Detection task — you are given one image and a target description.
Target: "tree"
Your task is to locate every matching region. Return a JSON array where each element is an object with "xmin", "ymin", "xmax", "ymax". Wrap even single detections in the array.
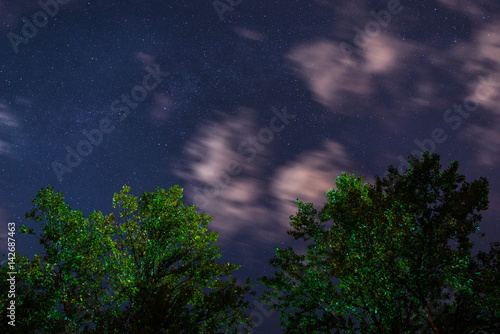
[
  {"xmin": 259, "ymin": 152, "xmax": 498, "ymax": 333},
  {"xmin": 1, "ymin": 185, "xmax": 255, "ymax": 333},
  {"xmin": 437, "ymin": 241, "xmax": 500, "ymax": 333}
]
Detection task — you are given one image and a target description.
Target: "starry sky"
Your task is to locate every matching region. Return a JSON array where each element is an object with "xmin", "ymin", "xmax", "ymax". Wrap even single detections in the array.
[{"xmin": 1, "ymin": 0, "xmax": 500, "ymax": 332}]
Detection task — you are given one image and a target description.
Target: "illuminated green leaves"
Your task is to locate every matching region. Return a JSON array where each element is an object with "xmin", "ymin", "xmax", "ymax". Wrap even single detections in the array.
[
  {"xmin": 260, "ymin": 152, "xmax": 496, "ymax": 333},
  {"xmin": 1, "ymin": 184, "xmax": 255, "ymax": 333}
]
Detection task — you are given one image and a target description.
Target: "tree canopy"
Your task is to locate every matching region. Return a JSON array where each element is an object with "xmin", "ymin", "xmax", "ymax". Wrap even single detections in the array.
[
  {"xmin": 0, "ymin": 185, "xmax": 255, "ymax": 333},
  {"xmin": 1, "ymin": 152, "xmax": 498, "ymax": 333},
  {"xmin": 259, "ymin": 152, "xmax": 498, "ymax": 333}
]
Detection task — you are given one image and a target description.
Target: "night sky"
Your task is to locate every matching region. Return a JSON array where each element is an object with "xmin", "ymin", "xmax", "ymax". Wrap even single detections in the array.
[{"xmin": 1, "ymin": 0, "xmax": 500, "ymax": 332}]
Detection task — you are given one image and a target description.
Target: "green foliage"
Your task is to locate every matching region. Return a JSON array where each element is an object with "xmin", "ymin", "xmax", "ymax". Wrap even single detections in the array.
[
  {"xmin": 1, "ymin": 185, "xmax": 255, "ymax": 333},
  {"xmin": 259, "ymin": 152, "xmax": 497, "ymax": 333}
]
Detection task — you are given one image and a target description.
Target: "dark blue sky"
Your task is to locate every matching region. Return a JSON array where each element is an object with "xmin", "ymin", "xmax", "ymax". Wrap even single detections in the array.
[{"xmin": 1, "ymin": 0, "xmax": 499, "ymax": 332}]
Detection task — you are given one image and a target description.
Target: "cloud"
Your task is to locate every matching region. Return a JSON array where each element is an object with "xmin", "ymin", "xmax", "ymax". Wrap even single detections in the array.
[
  {"xmin": 234, "ymin": 27, "xmax": 266, "ymax": 41},
  {"xmin": 173, "ymin": 108, "xmax": 274, "ymax": 241},
  {"xmin": 271, "ymin": 140, "xmax": 365, "ymax": 222},
  {"xmin": 175, "ymin": 107, "xmax": 263, "ymax": 183},
  {"xmin": 464, "ymin": 126, "xmax": 500, "ymax": 166},
  {"xmin": 286, "ymin": 39, "xmax": 371, "ymax": 109},
  {"xmin": 0, "ymin": 109, "xmax": 19, "ymax": 128},
  {"xmin": 285, "ymin": 36, "xmax": 425, "ymax": 130},
  {"xmin": 362, "ymin": 35, "xmax": 403, "ymax": 74},
  {"xmin": 457, "ymin": 22, "xmax": 500, "ymax": 111},
  {"xmin": 0, "ymin": 105, "xmax": 21, "ymax": 158},
  {"xmin": 437, "ymin": 0, "xmax": 490, "ymax": 18},
  {"xmin": 450, "ymin": 20, "xmax": 500, "ymax": 166},
  {"xmin": 174, "ymin": 113, "xmax": 366, "ymax": 244}
]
